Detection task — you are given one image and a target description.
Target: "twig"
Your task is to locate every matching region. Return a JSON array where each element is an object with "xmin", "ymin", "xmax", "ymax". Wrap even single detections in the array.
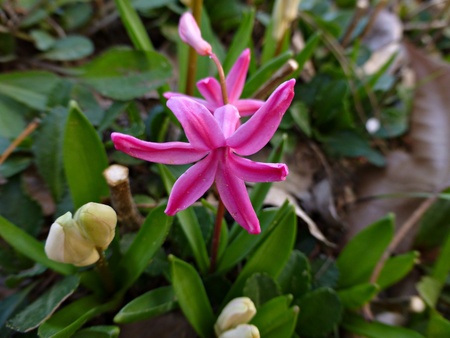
[
  {"xmin": 360, "ymin": 0, "xmax": 388, "ymax": 40},
  {"xmin": 0, "ymin": 118, "xmax": 40, "ymax": 166},
  {"xmin": 253, "ymin": 59, "xmax": 298, "ymax": 100},
  {"xmin": 103, "ymin": 164, "xmax": 144, "ymax": 230},
  {"xmin": 341, "ymin": 0, "xmax": 369, "ymax": 47},
  {"xmin": 403, "ymin": 20, "xmax": 448, "ymax": 31}
]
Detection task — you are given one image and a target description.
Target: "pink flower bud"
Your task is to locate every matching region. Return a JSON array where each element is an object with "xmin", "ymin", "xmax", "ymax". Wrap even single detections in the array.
[{"xmin": 179, "ymin": 12, "xmax": 212, "ymax": 56}]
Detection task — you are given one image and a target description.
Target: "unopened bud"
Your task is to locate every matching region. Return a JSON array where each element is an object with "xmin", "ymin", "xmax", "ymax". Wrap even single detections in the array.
[
  {"xmin": 218, "ymin": 324, "xmax": 260, "ymax": 338},
  {"xmin": 74, "ymin": 202, "xmax": 117, "ymax": 250},
  {"xmin": 215, "ymin": 297, "xmax": 257, "ymax": 336},
  {"xmin": 272, "ymin": 0, "xmax": 301, "ymax": 41},
  {"xmin": 45, "ymin": 212, "xmax": 100, "ymax": 266},
  {"xmin": 179, "ymin": 12, "xmax": 212, "ymax": 56}
]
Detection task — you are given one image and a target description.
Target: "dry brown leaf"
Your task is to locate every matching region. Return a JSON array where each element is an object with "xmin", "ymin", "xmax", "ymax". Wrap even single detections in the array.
[{"xmin": 343, "ymin": 44, "xmax": 450, "ymax": 251}]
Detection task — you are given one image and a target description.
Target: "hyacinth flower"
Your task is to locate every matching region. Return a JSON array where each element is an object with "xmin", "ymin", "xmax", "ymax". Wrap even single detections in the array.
[
  {"xmin": 166, "ymin": 12, "xmax": 264, "ymax": 116},
  {"xmin": 112, "ymin": 79, "xmax": 295, "ymax": 234}
]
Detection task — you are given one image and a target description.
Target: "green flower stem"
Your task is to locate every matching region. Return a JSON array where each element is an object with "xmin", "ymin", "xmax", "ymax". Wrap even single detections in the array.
[
  {"xmin": 210, "ymin": 198, "xmax": 225, "ymax": 273},
  {"xmin": 95, "ymin": 248, "xmax": 115, "ymax": 295},
  {"xmin": 211, "ymin": 53, "xmax": 229, "ymax": 104},
  {"xmin": 185, "ymin": 0, "xmax": 204, "ymax": 95}
]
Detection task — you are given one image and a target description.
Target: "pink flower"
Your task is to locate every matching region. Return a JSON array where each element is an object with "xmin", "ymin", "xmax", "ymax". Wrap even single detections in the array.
[
  {"xmin": 112, "ymin": 80, "xmax": 295, "ymax": 234},
  {"xmin": 179, "ymin": 12, "xmax": 212, "ymax": 56},
  {"xmin": 165, "ymin": 49, "xmax": 265, "ymax": 117}
]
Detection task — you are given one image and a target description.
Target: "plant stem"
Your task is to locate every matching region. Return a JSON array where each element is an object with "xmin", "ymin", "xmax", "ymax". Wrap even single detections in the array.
[
  {"xmin": 210, "ymin": 198, "xmax": 225, "ymax": 273},
  {"xmin": 185, "ymin": 0, "xmax": 204, "ymax": 95},
  {"xmin": 211, "ymin": 53, "xmax": 229, "ymax": 104},
  {"xmin": 95, "ymin": 248, "xmax": 115, "ymax": 295}
]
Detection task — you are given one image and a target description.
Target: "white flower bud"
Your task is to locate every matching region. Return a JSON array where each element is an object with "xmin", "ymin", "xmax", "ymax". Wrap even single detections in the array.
[
  {"xmin": 272, "ymin": 0, "xmax": 301, "ymax": 41},
  {"xmin": 74, "ymin": 202, "xmax": 117, "ymax": 250},
  {"xmin": 215, "ymin": 297, "xmax": 257, "ymax": 336},
  {"xmin": 365, "ymin": 117, "xmax": 381, "ymax": 134},
  {"xmin": 218, "ymin": 324, "xmax": 260, "ymax": 338},
  {"xmin": 45, "ymin": 212, "xmax": 99, "ymax": 267}
]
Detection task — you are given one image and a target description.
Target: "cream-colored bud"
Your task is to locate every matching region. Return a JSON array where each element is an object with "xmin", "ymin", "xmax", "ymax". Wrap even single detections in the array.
[
  {"xmin": 74, "ymin": 202, "xmax": 117, "ymax": 249},
  {"xmin": 45, "ymin": 212, "xmax": 99, "ymax": 266},
  {"xmin": 272, "ymin": 0, "xmax": 301, "ymax": 41},
  {"xmin": 218, "ymin": 324, "xmax": 260, "ymax": 338},
  {"xmin": 215, "ymin": 297, "xmax": 257, "ymax": 336}
]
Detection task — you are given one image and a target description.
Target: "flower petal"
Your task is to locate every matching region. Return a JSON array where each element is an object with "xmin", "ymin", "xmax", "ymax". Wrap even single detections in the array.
[
  {"xmin": 197, "ymin": 77, "xmax": 223, "ymax": 108},
  {"xmin": 165, "ymin": 151, "xmax": 218, "ymax": 215},
  {"xmin": 179, "ymin": 12, "xmax": 212, "ymax": 56},
  {"xmin": 214, "ymin": 104, "xmax": 240, "ymax": 138},
  {"xmin": 112, "ymin": 132, "xmax": 207, "ymax": 165},
  {"xmin": 227, "ymin": 79, "xmax": 295, "ymax": 156},
  {"xmin": 164, "ymin": 91, "xmax": 216, "ymax": 111},
  {"xmin": 167, "ymin": 97, "xmax": 226, "ymax": 150},
  {"xmin": 228, "ymin": 153, "xmax": 288, "ymax": 182},
  {"xmin": 216, "ymin": 153, "xmax": 260, "ymax": 234},
  {"xmin": 226, "ymin": 48, "xmax": 250, "ymax": 103},
  {"xmin": 234, "ymin": 99, "xmax": 265, "ymax": 116}
]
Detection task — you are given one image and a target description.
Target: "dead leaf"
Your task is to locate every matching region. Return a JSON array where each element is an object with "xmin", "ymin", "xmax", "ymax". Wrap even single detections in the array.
[{"xmin": 343, "ymin": 43, "xmax": 450, "ymax": 251}]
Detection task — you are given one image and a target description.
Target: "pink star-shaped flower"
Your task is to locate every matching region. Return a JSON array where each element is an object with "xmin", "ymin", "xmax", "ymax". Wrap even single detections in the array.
[
  {"xmin": 112, "ymin": 80, "xmax": 295, "ymax": 234},
  {"xmin": 165, "ymin": 49, "xmax": 264, "ymax": 117}
]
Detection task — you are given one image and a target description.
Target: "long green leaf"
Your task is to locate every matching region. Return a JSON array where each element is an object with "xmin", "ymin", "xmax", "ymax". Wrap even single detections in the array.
[
  {"xmin": 158, "ymin": 164, "xmax": 209, "ymax": 273},
  {"xmin": 337, "ymin": 283, "xmax": 379, "ymax": 309},
  {"xmin": 0, "ymin": 216, "xmax": 75, "ymax": 275},
  {"xmin": 377, "ymin": 251, "xmax": 419, "ymax": 290},
  {"xmin": 63, "ymin": 101, "xmax": 109, "ymax": 209},
  {"xmin": 170, "ymin": 256, "xmax": 215, "ymax": 338},
  {"xmin": 292, "ymin": 33, "xmax": 321, "ymax": 78},
  {"xmin": 113, "ymin": 0, "xmax": 153, "ymax": 51},
  {"xmin": 117, "ymin": 205, "xmax": 172, "ymax": 291}
]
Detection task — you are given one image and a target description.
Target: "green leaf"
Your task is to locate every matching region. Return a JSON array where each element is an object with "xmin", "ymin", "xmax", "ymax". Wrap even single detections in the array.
[
  {"xmin": 417, "ymin": 276, "xmax": 441, "ymax": 308},
  {"xmin": 0, "ymin": 95, "xmax": 26, "ymax": 138},
  {"xmin": 224, "ymin": 206, "xmax": 297, "ymax": 303},
  {"xmin": 428, "ymin": 311, "xmax": 450, "ymax": 337},
  {"xmin": 114, "ymin": 286, "xmax": 176, "ymax": 324},
  {"xmin": 38, "ymin": 294, "xmax": 122, "ymax": 338},
  {"xmin": 295, "ymin": 288, "xmax": 342, "ymax": 337},
  {"xmin": 293, "ymin": 33, "xmax": 321, "ymax": 77},
  {"xmin": 377, "ymin": 251, "xmax": 419, "ymax": 290},
  {"xmin": 338, "ymin": 283, "xmax": 379, "ymax": 309},
  {"xmin": 169, "ymin": 256, "xmax": 215, "ymax": 338},
  {"xmin": 342, "ymin": 312, "xmax": 425, "ymax": 338},
  {"xmin": 40, "ymin": 36, "xmax": 94, "ymax": 61},
  {"xmin": 431, "ymin": 230, "xmax": 450, "ymax": 285},
  {"xmin": 0, "ymin": 284, "xmax": 33, "ymax": 329},
  {"xmin": 73, "ymin": 325, "xmax": 120, "ymax": 338},
  {"xmin": 251, "ymin": 296, "xmax": 299, "ymax": 338},
  {"xmin": 33, "ymin": 107, "xmax": 68, "ymax": 202},
  {"xmin": 113, "ymin": 0, "xmax": 154, "ymax": 51},
  {"xmin": 337, "ymin": 214, "xmax": 394, "ymax": 288},
  {"xmin": 0, "ymin": 155, "xmax": 31, "ymax": 178},
  {"xmin": 277, "ymin": 250, "xmax": 311, "ymax": 299},
  {"xmin": 0, "ymin": 71, "xmax": 60, "ymax": 110},
  {"xmin": 78, "ymin": 48, "xmax": 171, "ymax": 100},
  {"xmin": 117, "ymin": 205, "xmax": 172, "ymax": 291},
  {"xmin": 222, "ymin": 8, "xmax": 255, "ymax": 74},
  {"xmin": 290, "ymin": 101, "xmax": 311, "ymax": 137},
  {"xmin": 63, "ymin": 101, "xmax": 109, "ymax": 209},
  {"xmin": 0, "ymin": 216, "xmax": 75, "ymax": 275},
  {"xmin": 242, "ymin": 51, "xmax": 293, "ymax": 98},
  {"xmin": 243, "ymin": 273, "xmax": 282, "ymax": 307},
  {"xmin": 158, "ymin": 164, "xmax": 209, "ymax": 273},
  {"xmin": 7, "ymin": 275, "xmax": 79, "ymax": 332}
]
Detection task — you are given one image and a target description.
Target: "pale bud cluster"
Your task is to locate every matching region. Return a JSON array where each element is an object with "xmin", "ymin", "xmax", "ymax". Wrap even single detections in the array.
[
  {"xmin": 272, "ymin": 0, "xmax": 301, "ymax": 42},
  {"xmin": 45, "ymin": 202, "xmax": 117, "ymax": 267},
  {"xmin": 215, "ymin": 297, "xmax": 259, "ymax": 338}
]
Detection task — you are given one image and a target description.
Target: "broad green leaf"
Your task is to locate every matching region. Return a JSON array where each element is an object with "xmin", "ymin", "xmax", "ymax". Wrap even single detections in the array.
[
  {"xmin": 0, "ymin": 95, "xmax": 26, "ymax": 138},
  {"xmin": 342, "ymin": 312, "xmax": 425, "ymax": 338},
  {"xmin": 218, "ymin": 203, "xmax": 290, "ymax": 274},
  {"xmin": 40, "ymin": 36, "xmax": 94, "ymax": 61},
  {"xmin": 7, "ymin": 275, "xmax": 79, "ymax": 332},
  {"xmin": 63, "ymin": 101, "xmax": 109, "ymax": 209},
  {"xmin": 431, "ymin": 230, "xmax": 450, "ymax": 285},
  {"xmin": 222, "ymin": 8, "xmax": 255, "ymax": 74},
  {"xmin": 277, "ymin": 250, "xmax": 311, "ymax": 299},
  {"xmin": 338, "ymin": 283, "xmax": 379, "ymax": 309},
  {"xmin": 0, "ymin": 284, "xmax": 33, "ymax": 329},
  {"xmin": 170, "ymin": 256, "xmax": 215, "ymax": 338},
  {"xmin": 295, "ymin": 288, "xmax": 342, "ymax": 337},
  {"xmin": 114, "ymin": 0, "xmax": 154, "ymax": 51},
  {"xmin": 158, "ymin": 164, "xmax": 209, "ymax": 273},
  {"xmin": 117, "ymin": 205, "xmax": 172, "ymax": 291},
  {"xmin": 0, "ymin": 71, "xmax": 59, "ymax": 110},
  {"xmin": 377, "ymin": 251, "xmax": 419, "ymax": 289},
  {"xmin": 0, "ymin": 155, "xmax": 31, "ymax": 178},
  {"xmin": 416, "ymin": 199, "xmax": 450, "ymax": 248},
  {"xmin": 114, "ymin": 286, "xmax": 176, "ymax": 324},
  {"xmin": 38, "ymin": 294, "xmax": 122, "ymax": 338},
  {"xmin": 70, "ymin": 84, "xmax": 105, "ymax": 126},
  {"xmin": 417, "ymin": 276, "xmax": 441, "ymax": 308},
  {"xmin": 78, "ymin": 48, "xmax": 171, "ymax": 101},
  {"xmin": 33, "ymin": 107, "xmax": 68, "ymax": 202},
  {"xmin": 242, "ymin": 51, "xmax": 293, "ymax": 98},
  {"xmin": 61, "ymin": 3, "xmax": 93, "ymax": 31},
  {"xmin": 0, "ymin": 216, "xmax": 75, "ymax": 275},
  {"xmin": 73, "ymin": 325, "xmax": 120, "ymax": 338},
  {"xmin": 428, "ymin": 311, "xmax": 450, "ymax": 337},
  {"xmin": 290, "ymin": 101, "xmax": 311, "ymax": 137},
  {"xmin": 243, "ymin": 273, "xmax": 282, "ymax": 307},
  {"xmin": 251, "ymin": 296, "xmax": 298, "ymax": 338},
  {"xmin": 224, "ymin": 206, "xmax": 297, "ymax": 302},
  {"xmin": 337, "ymin": 214, "xmax": 394, "ymax": 288}
]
